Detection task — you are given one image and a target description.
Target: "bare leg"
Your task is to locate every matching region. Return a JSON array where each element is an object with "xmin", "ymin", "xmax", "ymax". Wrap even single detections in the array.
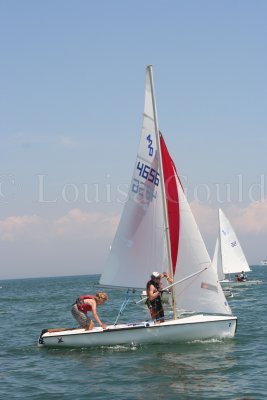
[
  {"xmin": 85, "ymin": 320, "xmax": 95, "ymax": 330},
  {"xmin": 88, "ymin": 320, "xmax": 95, "ymax": 330}
]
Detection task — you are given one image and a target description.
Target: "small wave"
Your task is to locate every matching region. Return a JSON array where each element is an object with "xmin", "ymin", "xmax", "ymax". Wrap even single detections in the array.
[
  {"xmin": 189, "ymin": 338, "xmax": 224, "ymax": 344},
  {"xmin": 100, "ymin": 343, "xmax": 140, "ymax": 352}
]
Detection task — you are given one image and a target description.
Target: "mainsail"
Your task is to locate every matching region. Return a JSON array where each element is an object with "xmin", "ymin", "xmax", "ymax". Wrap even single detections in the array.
[
  {"xmin": 216, "ymin": 208, "xmax": 251, "ymax": 275},
  {"xmin": 100, "ymin": 68, "xmax": 166, "ymax": 289}
]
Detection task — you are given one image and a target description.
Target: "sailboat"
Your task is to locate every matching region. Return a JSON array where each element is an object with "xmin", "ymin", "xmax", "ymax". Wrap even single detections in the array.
[
  {"xmin": 38, "ymin": 66, "xmax": 237, "ymax": 348},
  {"xmin": 212, "ymin": 209, "xmax": 261, "ymax": 287}
]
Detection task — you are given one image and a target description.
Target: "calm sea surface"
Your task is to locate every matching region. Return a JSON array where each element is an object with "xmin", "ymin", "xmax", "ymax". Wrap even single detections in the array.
[{"xmin": 0, "ymin": 267, "xmax": 266, "ymax": 399}]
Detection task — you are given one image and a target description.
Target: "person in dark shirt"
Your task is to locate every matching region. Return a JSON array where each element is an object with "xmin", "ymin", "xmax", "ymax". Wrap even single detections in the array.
[
  {"xmin": 238, "ymin": 271, "xmax": 248, "ymax": 282},
  {"xmin": 146, "ymin": 271, "xmax": 173, "ymax": 323}
]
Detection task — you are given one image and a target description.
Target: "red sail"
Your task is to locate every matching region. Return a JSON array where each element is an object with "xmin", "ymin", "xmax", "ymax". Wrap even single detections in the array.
[{"xmin": 160, "ymin": 134, "xmax": 179, "ymax": 275}]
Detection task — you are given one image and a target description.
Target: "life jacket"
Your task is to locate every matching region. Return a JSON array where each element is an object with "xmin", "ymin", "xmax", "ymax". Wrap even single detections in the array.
[
  {"xmin": 146, "ymin": 279, "xmax": 162, "ymax": 308},
  {"xmin": 76, "ymin": 295, "xmax": 95, "ymax": 313}
]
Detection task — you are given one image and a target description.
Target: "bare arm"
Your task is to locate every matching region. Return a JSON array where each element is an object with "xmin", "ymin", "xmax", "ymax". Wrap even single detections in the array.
[
  {"xmin": 90, "ymin": 300, "xmax": 107, "ymax": 329},
  {"xmin": 162, "ymin": 273, "xmax": 173, "ymax": 284},
  {"xmin": 147, "ymin": 284, "xmax": 161, "ymax": 301}
]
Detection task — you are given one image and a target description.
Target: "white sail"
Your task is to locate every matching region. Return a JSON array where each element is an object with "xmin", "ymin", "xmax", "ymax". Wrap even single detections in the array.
[
  {"xmin": 100, "ymin": 68, "xmax": 166, "ymax": 289},
  {"xmin": 212, "ymin": 238, "xmax": 225, "ymax": 281},
  {"xmin": 172, "ymin": 177, "xmax": 232, "ymax": 315},
  {"xmin": 218, "ymin": 208, "xmax": 251, "ymax": 275}
]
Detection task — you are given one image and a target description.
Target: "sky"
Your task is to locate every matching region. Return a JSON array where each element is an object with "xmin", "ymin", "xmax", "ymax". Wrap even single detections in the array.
[{"xmin": 0, "ymin": 0, "xmax": 266, "ymax": 279}]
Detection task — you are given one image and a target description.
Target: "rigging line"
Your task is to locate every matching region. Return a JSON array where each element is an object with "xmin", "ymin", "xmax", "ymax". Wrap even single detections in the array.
[
  {"xmin": 113, "ymin": 289, "xmax": 131, "ymax": 326},
  {"xmin": 134, "ymin": 266, "xmax": 208, "ymax": 304}
]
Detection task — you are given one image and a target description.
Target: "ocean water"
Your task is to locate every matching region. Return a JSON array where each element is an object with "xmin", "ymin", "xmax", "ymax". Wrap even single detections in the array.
[{"xmin": 0, "ymin": 267, "xmax": 266, "ymax": 400}]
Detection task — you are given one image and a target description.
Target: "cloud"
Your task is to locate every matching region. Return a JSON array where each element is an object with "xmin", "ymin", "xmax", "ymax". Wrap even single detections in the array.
[
  {"xmin": 1, "ymin": 199, "xmax": 266, "ymax": 244},
  {"xmin": 226, "ymin": 200, "xmax": 267, "ymax": 234},
  {"xmin": 190, "ymin": 201, "xmax": 217, "ymax": 235},
  {"xmin": 54, "ymin": 209, "xmax": 119, "ymax": 238},
  {"xmin": 0, "ymin": 209, "xmax": 119, "ymax": 242},
  {"xmin": 1, "ymin": 203, "xmax": 266, "ymax": 278},
  {"xmin": 0, "ymin": 215, "xmax": 41, "ymax": 241},
  {"xmin": 190, "ymin": 198, "xmax": 267, "ymax": 236},
  {"xmin": 1, "ymin": 198, "xmax": 266, "ymax": 244},
  {"xmin": 0, "ymin": 209, "xmax": 120, "ymax": 278}
]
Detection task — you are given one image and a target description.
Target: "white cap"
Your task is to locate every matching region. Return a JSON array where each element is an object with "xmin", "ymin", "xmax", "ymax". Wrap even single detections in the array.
[{"xmin": 152, "ymin": 271, "xmax": 161, "ymax": 278}]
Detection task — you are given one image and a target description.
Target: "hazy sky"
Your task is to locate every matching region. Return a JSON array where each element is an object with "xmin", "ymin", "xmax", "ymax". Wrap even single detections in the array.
[{"xmin": 0, "ymin": 1, "xmax": 266, "ymax": 279}]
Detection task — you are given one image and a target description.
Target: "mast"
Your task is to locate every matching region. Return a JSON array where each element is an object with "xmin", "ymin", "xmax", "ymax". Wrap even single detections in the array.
[{"xmin": 147, "ymin": 65, "xmax": 177, "ymax": 319}]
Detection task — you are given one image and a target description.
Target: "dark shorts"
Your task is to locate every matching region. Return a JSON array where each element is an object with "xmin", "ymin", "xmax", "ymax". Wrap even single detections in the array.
[{"xmin": 71, "ymin": 304, "xmax": 91, "ymax": 328}]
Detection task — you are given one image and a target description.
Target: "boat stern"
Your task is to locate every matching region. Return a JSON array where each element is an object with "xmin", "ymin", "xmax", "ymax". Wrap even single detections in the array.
[{"xmin": 38, "ymin": 329, "xmax": 48, "ymax": 347}]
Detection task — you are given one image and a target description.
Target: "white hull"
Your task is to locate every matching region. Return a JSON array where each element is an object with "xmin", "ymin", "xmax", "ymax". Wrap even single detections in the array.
[
  {"xmin": 223, "ymin": 288, "xmax": 233, "ymax": 298},
  {"xmin": 38, "ymin": 314, "xmax": 237, "ymax": 348},
  {"xmin": 220, "ymin": 279, "xmax": 262, "ymax": 287}
]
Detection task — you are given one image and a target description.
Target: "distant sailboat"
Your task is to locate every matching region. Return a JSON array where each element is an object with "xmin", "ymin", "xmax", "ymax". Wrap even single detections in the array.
[
  {"xmin": 38, "ymin": 66, "xmax": 237, "ymax": 348},
  {"xmin": 212, "ymin": 209, "xmax": 261, "ymax": 287}
]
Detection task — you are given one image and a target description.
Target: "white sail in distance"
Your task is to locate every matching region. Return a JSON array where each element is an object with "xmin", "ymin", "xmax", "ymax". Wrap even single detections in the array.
[
  {"xmin": 218, "ymin": 208, "xmax": 251, "ymax": 275},
  {"xmin": 211, "ymin": 238, "xmax": 225, "ymax": 281}
]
